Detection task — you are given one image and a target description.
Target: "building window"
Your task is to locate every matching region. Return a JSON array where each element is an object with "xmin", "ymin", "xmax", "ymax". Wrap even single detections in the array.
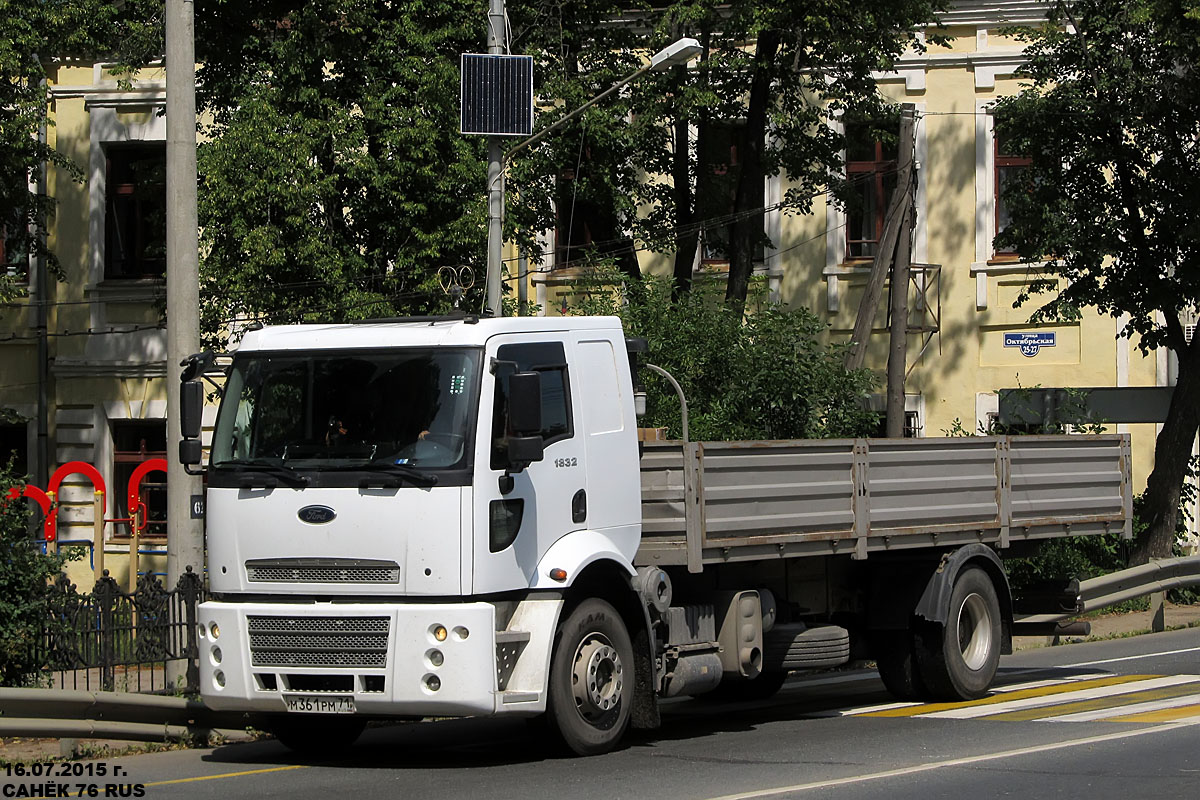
[
  {"xmin": 105, "ymin": 144, "xmax": 166, "ymax": 280},
  {"xmin": 554, "ymin": 168, "xmax": 594, "ymax": 269},
  {"xmin": 872, "ymin": 410, "xmax": 923, "ymax": 438},
  {"xmin": 0, "ymin": 421, "xmax": 28, "ymax": 478},
  {"xmin": 112, "ymin": 420, "xmax": 167, "ymax": 539},
  {"xmin": 1, "ymin": 215, "xmax": 29, "ymax": 283},
  {"xmin": 698, "ymin": 121, "xmax": 764, "ymax": 264},
  {"xmin": 845, "ymin": 121, "xmax": 899, "ymax": 260},
  {"xmin": 994, "ymin": 131, "xmax": 1031, "ymax": 257}
]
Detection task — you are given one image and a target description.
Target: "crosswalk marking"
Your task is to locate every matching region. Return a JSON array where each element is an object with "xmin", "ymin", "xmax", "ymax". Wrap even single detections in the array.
[
  {"xmin": 860, "ymin": 674, "xmax": 1152, "ymax": 718},
  {"xmin": 816, "ymin": 676, "xmax": 1085, "ymax": 718},
  {"xmin": 1099, "ymin": 703, "xmax": 1200, "ymax": 723},
  {"xmin": 850, "ymin": 674, "xmax": 1200, "ymax": 725},
  {"xmin": 921, "ymin": 675, "xmax": 1200, "ymax": 720},
  {"xmin": 983, "ymin": 682, "xmax": 1200, "ymax": 721},
  {"xmin": 1046, "ymin": 694, "xmax": 1200, "ymax": 723}
]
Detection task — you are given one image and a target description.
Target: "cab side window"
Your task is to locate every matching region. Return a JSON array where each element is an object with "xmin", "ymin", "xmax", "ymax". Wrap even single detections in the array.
[{"xmin": 491, "ymin": 341, "xmax": 572, "ymax": 469}]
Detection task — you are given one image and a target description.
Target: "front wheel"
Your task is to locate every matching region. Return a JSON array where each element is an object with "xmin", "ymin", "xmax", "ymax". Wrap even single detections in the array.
[
  {"xmin": 915, "ymin": 566, "xmax": 1002, "ymax": 700},
  {"xmin": 546, "ymin": 598, "xmax": 634, "ymax": 756}
]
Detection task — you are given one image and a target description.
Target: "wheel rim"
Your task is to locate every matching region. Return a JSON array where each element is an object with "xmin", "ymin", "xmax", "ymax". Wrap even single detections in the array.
[
  {"xmin": 571, "ymin": 631, "xmax": 625, "ymax": 724},
  {"xmin": 957, "ymin": 592, "xmax": 994, "ymax": 671}
]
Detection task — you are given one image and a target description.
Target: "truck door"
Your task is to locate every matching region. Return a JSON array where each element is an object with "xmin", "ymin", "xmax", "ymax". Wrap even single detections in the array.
[{"xmin": 472, "ymin": 337, "xmax": 585, "ymax": 593}]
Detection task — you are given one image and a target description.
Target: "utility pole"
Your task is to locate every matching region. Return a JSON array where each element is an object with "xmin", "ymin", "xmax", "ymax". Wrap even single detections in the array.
[
  {"xmin": 484, "ymin": 0, "xmax": 507, "ymax": 317},
  {"xmin": 843, "ymin": 105, "xmax": 917, "ymax": 437},
  {"xmin": 885, "ymin": 105, "xmax": 917, "ymax": 437},
  {"xmin": 35, "ymin": 66, "xmax": 50, "ymax": 489},
  {"xmin": 165, "ymin": 0, "xmax": 203, "ymax": 584}
]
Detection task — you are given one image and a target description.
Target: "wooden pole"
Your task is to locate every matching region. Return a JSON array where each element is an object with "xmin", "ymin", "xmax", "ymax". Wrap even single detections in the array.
[
  {"xmin": 885, "ymin": 105, "xmax": 918, "ymax": 437},
  {"xmin": 845, "ymin": 104, "xmax": 917, "ymax": 375},
  {"xmin": 93, "ymin": 491, "xmax": 105, "ymax": 582},
  {"xmin": 129, "ymin": 507, "xmax": 141, "ymax": 593}
]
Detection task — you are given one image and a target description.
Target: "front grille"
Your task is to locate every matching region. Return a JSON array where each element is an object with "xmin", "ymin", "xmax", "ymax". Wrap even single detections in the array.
[
  {"xmin": 246, "ymin": 558, "xmax": 400, "ymax": 584},
  {"xmin": 247, "ymin": 615, "xmax": 390, "ymax": 669}
]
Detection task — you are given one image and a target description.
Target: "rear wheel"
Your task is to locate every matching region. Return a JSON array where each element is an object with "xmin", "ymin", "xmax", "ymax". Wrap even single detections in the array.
[
  {"xmin": 915, "ymin": 566, "xmax": 1002, "ymax": 700},
  {"xmin": 546, "ymin": 598, "xmax": 633, "ymax": 756},
  {"xmin": 874, "ymin": 630, "xmax": 928, "ymax": 700}
]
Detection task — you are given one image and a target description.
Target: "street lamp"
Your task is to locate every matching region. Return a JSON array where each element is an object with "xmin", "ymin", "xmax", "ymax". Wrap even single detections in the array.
[{"xmin": 484, "ymin": 37, "xmax": 702, "ymax": 316}]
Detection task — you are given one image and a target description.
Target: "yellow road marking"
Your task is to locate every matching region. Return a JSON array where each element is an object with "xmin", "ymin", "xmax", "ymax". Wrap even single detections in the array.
[
  {"xmin": 143, "ymin": 764, "xmax": 309, "ymax": 786},
  {"xmin": 862, "ymin": 674, "xmax": 1153, "ymax": 717},
  {"xmin": 1099, "ymin": 703, "xmax": 1200, "ymax": 723},
  {"xmin": 980, "ymin": 683, "xmax": 1200, "ymax": 721},
  {"xmin": 25, "ymin": 766, "xmax": 309, "ymax": 800}
]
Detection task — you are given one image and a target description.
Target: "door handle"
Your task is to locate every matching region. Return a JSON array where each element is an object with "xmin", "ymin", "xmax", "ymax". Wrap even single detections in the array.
[{"xmin": 571, "ymin": 489, "xmax": 587, "ymax": 524}]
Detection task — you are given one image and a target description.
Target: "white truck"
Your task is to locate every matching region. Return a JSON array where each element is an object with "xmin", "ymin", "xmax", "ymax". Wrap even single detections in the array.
[{"xmin": 178, "ymin": 315, "xmax": 1132, "ymax": 755}]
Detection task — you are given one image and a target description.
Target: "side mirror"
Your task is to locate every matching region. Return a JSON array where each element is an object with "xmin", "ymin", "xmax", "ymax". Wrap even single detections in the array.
[
  {"xmin": 179, "ymin": 438, "xmax": 203, "ymax": 466},
  {"xmin": 506, "ymin": 434, "xmax": 544, "ymax": 466},
  {"xmin": 508, "ymin": 371, "xmax": 542, "ymax": 435},
  {"xmin": 181, "ymin": 380, "xmax": 203, "ymax": 440},
  {"xmin": 502, "ymin": 371, "xmax": 544, "ymax": 482}
]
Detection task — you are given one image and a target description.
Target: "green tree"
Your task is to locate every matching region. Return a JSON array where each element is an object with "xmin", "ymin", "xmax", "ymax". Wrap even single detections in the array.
[
  {"xmin": 993, "ymin": 0, "xmax": 1200, "ymax": 562},
  {"xmin": 506, "ymin": 1, "xmax": 946, "ymax": 309},
  {"xmin": 0, "ymin": 0, "xmax": 159, "ymax": 313},
  {"xmin": 576, "ymin": 276, "xmax": 878, "ymax": 440},
  {"xmin": 0, "ymin": 465, "xmax": 68, "ymax": 686},
  {"xmin": 194, "ymin": 1, "xmax": 489, "ymax": 346}
]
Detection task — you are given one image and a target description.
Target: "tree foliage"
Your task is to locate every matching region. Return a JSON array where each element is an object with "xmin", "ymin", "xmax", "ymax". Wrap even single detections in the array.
[
  {"xmin": 506, "ymin": 1, "xmax": 946, "ymax": 308},
  {"xmin": 0, "ymin": 466, "xmax": 68, "ymax": 686},
  {"xmin": 194, "ymin": 1, "xmax": 489, "ymax": 346},
  {"xmin": 0, "ymin": 1, "xmax": 159, "ymax": 313},
  {"xmin": 575, "ymin": 276, "xmax": 879, "ymax": 440},
  {"xmin": 993, "ymin": 0, "xmax": 1200, "ymax": 561}
]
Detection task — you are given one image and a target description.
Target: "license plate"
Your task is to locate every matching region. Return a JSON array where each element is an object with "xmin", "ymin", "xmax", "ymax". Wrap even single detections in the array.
[{"xmin": 283, "ymin": 695, "xmax": 356, "ymax": 714}]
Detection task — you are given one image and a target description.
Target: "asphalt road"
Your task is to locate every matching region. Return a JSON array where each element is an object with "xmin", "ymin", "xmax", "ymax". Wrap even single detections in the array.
[{"xmin": 6, "ymin": 627, "xmax": 1199, "ymax": 800}]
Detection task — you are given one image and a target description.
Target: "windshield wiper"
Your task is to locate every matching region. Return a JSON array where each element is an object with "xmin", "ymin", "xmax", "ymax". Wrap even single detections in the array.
[
  {"xmin": 324, "ymin": 461, "xmax": 439, "ymax": 487},
  {"xmin": 216, "ymin": 459, "xmax": 310, "ymax": 488}
]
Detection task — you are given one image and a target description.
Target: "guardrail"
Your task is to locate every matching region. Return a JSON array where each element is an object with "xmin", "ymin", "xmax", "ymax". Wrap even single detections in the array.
[
  {"xmin": 1016, "ymin": 555, "xmax": 1200, "ymax": 625},
  {"xmin": 0, "ymin": 687, "xmax": 246, "ymax": 743}
]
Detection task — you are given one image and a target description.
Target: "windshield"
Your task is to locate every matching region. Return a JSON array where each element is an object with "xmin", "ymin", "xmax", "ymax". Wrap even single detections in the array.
[{"xmin": 211, "ymin": 348, "xmax": 480, "ymax": 472}]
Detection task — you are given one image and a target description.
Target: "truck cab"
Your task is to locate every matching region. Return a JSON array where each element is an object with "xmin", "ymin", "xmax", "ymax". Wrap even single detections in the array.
[{"xmin": 191, "ymin": 317, "xmax": 642, "ymax": 752}]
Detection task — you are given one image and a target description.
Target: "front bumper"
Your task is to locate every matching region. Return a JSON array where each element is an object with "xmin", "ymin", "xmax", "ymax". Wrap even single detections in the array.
[{"xmin": 198, "ymin": 600, "xmax": 499, "ymax": 716}]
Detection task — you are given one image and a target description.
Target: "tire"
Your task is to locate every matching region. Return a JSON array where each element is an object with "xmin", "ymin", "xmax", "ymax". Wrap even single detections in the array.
[
  {"xmin": 914, "ymin": 566, "xmax": 1002, "ymax": 700},
  {"xmin": 873, "ymin": 630, "xmax": 928, "ymax": 700},
  {"xmin": 270, "ymin": 715, "xmax": 366, "ymax": 755},
  {"xmin": 546, "ymin": 598, "xmax": 634, "ymax": 756}
]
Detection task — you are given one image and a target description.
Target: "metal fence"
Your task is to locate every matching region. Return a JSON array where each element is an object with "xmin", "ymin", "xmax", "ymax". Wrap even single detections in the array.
[{"xmin": 36, "ymin": 567, "xmax": 206, "ymax": 694}]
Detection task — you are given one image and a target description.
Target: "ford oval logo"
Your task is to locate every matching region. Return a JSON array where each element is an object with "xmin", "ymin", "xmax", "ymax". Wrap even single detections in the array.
[{"xmin": 298, "ymin": 505, "xmax": 336, "ymax": 524}]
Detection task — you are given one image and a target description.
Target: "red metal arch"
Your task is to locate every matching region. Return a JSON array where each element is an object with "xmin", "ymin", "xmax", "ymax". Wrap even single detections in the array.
[
  {"xmin": 3, "ymin": 485, "xmax": 54, "ymax": 540},
  {"xmin": 45, "ymin": 461, "xmax": 108, "ymax": 542},
  {"xmin": 128, "ymin": 458, "xmax": 168, "ymax": 535}
]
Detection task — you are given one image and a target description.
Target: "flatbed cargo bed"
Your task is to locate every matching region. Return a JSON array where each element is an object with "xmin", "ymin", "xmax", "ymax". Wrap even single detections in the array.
[{"xmin": 635, "ymin": 435, "xmax": 1132, "ymax": 572}]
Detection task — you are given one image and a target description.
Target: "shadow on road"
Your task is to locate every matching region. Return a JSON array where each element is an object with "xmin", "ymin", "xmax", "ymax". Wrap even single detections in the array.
[{"xmin": 200, "ymin": 665, "xmax": 1116, "ymax": 769}]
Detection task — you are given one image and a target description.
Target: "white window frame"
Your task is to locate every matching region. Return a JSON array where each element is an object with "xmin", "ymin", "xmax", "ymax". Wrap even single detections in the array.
[{"xmin": 823, "ymin": 103, "xmax": 927, "ymax": 314}]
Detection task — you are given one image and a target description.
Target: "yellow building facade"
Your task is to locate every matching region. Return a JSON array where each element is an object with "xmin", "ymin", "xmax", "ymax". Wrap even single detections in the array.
[
  {"xmin": 1, "ymin": 2, "xmax": 1191, "ymax": 591},
  {"xmin": 2, "ymin": 61, "xmax": 173, "ymax": 588}
]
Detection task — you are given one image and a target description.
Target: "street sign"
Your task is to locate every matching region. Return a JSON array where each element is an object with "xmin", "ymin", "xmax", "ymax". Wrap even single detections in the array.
[{"xmin": 1004, "ymin": 331, "xmax": 1056, "ymax": 357}]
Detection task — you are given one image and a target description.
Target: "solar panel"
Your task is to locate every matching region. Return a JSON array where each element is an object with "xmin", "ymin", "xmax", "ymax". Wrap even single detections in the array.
[{"xmin": 460, "ymin": 54, "xmax": 534, "ymax": 136}]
